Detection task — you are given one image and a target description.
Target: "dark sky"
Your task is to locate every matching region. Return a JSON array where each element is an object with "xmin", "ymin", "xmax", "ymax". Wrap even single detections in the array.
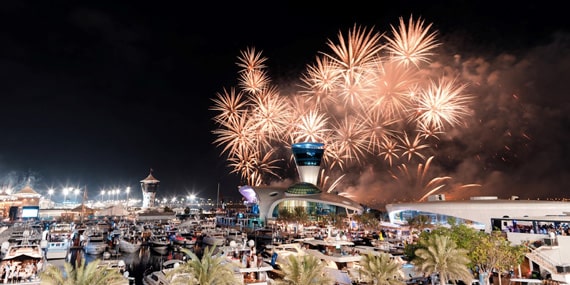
[{"xmin": 0, "ymin": 1, "xmax": 569, "ymax": 206}]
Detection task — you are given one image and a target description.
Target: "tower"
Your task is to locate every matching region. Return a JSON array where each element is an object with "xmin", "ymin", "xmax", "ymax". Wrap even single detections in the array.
[
  {"xmin": 291, "ymin": 142, "xmax": 325, "ymax": 185},
  {"xmin": 140, "ymin": 169, "xmax": 160, "ymax": 208}
]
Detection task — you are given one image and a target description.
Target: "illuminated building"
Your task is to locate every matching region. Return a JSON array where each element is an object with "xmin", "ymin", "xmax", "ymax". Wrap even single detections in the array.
[
  {"xmin": 386, "ymin": 196, "xmax": 570, "ymax": 233},
  {"xmin": 239, "ymin": 142, "xmax": 364, "ymax": 226},
  {"xmin": 0, "ymin": 184, "xmax": 41, "ymax": 219},
  {"xmin": 140, "ymin": 170, "xmax": 160, "ymax": 208}
]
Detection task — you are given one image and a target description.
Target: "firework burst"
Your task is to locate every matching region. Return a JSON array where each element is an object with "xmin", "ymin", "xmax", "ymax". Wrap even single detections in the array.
[{"xmin": 211, "ymin": 16, "xmax": 475, "ymax": 202}]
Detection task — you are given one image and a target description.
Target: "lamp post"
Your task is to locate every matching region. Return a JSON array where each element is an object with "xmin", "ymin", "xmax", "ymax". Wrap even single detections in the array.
[
  {"xmin": 48, "ymin": 189, "xmax": 54, "ymax": 208},
  {"xmin": 107, "ymin": 190, "xmax": 111, "ymax": 203},
  {"xmin": 125, "ymin": 187, "xmax": 130, "ymax": 208},
  {"xmin": 63, "ymin": 188, "xmax": 69, "ymax": 207},
  {"xmin": 74, "ymin": 188, "xmax": 80, "ymax": 204},
  {"xmin": 101, "ymin": 190, "xmax": 105, "ymax": 202}
]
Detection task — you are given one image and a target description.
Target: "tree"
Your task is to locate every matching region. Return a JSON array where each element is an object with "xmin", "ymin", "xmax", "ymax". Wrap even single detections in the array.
[
  {"xmin": 292, "ymin": 206, "xmax": 309, "ymax": 225},
  {"xmin": 413, "ymin": 234, "xmax": 474, "ymax": 285},
  {"xmin": 470, "ymin": 231, "xmax": 528, "ymax": 285},
  {"xmin": 353, "ymin": 212, "xmax": 380, "ymax": 231},
  {"xmin": 276, "ymin": 254, "xmax": 334, "ymax": 285},
  {"xmin": 39, "ymin": 259, "xmax": 126, "ymax": 285},
  {"xmin": 359, "ymin": 252, "xmax": 406, "ymax": 285},
  {"xmin": 407, "ymin": 215, "xmax": 432, "ymax": 232},
  {"xmin": 166, "ymin": 245, "xmax": 238, "ymax": 285}
]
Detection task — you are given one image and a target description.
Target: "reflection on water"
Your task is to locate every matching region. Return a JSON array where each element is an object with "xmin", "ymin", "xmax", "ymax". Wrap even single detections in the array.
[{"xmin": 60, "ymin": 246, "xmax": 190, "ymax": 285}]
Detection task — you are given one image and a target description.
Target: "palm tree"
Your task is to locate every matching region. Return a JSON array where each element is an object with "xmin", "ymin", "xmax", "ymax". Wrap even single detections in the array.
[
  {"xmin": 276, "ymin": 254, "xmax": 334, "ymax": 285},
  {"xmin": 39, "ymin": 258, "xmax": 126, "ymax": 285},
  {"xmin": 359, "ymin": 252, "xmax": 406, "ymax": 285},
  {"xmin": 412, "ymin": 234, "xmax": 474, "ymax": 285},
  {"xmin": 166, "ymin": 245, "xmax": 238, "ymax": 285}
]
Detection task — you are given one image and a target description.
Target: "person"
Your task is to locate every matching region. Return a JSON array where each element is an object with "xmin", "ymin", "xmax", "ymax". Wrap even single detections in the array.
[{"xmin": 4, "ymin": 261, "xmax": 11, "ymax": 284}]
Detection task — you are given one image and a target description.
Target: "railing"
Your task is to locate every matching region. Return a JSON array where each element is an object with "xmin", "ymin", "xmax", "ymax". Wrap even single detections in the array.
[{"xmin": 525, "ymin": 244, "xmax": 560, "ymax": 274}]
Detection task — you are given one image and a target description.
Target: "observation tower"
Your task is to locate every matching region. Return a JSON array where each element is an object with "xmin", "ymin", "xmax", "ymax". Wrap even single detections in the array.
[
  {"xmin": 140, "ymin": 170, "xmax": 160, "ymax": 208},
  {"xmin": 291, "ymin": 142, "xmax": 325, "ymax": 185}
]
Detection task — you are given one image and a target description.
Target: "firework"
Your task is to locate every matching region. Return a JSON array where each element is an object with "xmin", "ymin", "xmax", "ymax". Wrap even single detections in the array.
[
  {"xmin": 384, "ymin": 15, "xmax": 441, "ymax": 68},
  {"xmin": 211, "ymin": 16, "xmax": 475, "ymax": 202}
]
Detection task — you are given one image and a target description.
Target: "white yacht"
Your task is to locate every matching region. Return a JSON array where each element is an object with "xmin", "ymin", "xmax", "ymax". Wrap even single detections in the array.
[
  {"xmin": 83, "ymin": 236, "xmax": 108, "ymax": 255},
  {"xmin": 118, "ymin": 236, "xmax": 142, "ymax": 253},
  {"xmin": 142, "ymin": 259, "xmax": 188, "ymax": 285},
  {"xmin": 1, "ymin": 242, "xmax": 46, "ymax": 284},
  {"xmin": 97, "ymin": 259, "xmax": 135, "ymax": 285},
  {"xmin": 44, "ymin": 223, "xmax": 73, "ymax": 260},
  {"xmin": 262, "ymin": 242, "xmax": 306, "ymax": 269},
  {"xmin": 201, "ymin": 229, "xmax": 227, "ymax": 247},
  {"xmin": 220, "ymin": 241, "xmax": 275, "ymax": 285}
]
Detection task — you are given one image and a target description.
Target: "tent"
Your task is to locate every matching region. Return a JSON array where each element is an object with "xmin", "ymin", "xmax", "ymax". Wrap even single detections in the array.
[{"xmin": 96, "ymin": 204, "xmax": 129, "ymax": 216}]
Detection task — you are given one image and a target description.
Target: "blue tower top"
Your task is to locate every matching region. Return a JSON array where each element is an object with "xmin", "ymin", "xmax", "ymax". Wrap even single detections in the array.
[{"xmin": 291, "ymin": 142, "xmax": 325, "ymax": 166}]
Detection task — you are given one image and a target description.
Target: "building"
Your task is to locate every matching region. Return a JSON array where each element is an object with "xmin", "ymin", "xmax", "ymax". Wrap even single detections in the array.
[
  {"xmin": 140, "ymin": 170, "xmax": 160, "ymax": 208},
  {"xmin": 238, "ymin": 142, "xmax": 364, "ymax": 227},
  {"xmin": 0, "ymin": 184, "xmax": 41, "ymax": 220},
  {"xmin": 386, "ymin": 196, "xmax": 570, "ymax": 283},
  {"xmin": 385, "ymin": 196, "xmax": 570, "ymax": 233}
]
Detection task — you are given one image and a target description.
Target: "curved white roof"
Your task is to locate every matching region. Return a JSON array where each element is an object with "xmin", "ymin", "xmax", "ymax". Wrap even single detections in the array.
[{"xmin": 386, "ymin": 198, "xmax": 570, "ymax": 232}]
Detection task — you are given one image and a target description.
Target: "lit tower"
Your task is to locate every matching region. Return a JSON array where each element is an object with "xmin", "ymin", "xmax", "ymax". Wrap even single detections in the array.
[
  {"xmin": 140, "ymin": 169, "xmax": 160, "ymax": 208},
  {"xmin": 291, "ymin": 142, "xmax": 325, "ymax": 185}
]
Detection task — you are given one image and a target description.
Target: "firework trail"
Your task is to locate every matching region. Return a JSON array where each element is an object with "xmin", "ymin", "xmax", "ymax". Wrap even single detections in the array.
[{"xmin": 210, "ymin": 16, "xmax": 475, "ymax": 201}]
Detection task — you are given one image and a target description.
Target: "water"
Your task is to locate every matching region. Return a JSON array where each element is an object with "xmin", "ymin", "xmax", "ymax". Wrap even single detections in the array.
[{"xmin": 60, "ymin": 245, "xmax": 191, "ymax": 285}]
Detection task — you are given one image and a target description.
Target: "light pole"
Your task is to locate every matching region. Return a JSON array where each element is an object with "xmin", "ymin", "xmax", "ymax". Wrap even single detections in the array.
[
  {"xmin": 107, "ymin": 190, "xmax": 111, "ymax": 203},
  {"xmin": 63, "ymin": 188, "xmax": 69, "ymax": 207},
  {"xmin": 48, "ymin": 189, "xmax": 54, "ymax": 208},
  {"xmin": 74, "ymin": 188, "xmax": 80, "ymax": 204},
  {"xmin": 126, "ymin": 187, "xmax": 130, "ymax": 208},
  {"xmin": 101, "ymin": 190, "xmax": 105, "ymax": 202}
]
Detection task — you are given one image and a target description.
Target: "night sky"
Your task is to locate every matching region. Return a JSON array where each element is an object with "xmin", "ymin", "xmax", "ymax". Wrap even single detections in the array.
[{"xmin": 0, "ymin": 2, "xmax": 569, "ymax": 207}]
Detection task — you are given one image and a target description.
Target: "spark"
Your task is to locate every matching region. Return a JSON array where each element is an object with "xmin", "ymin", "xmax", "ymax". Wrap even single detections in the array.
[
  {"xmin": 397, "ymin": 131, "xmax": 430, "ymax": 161},
  {"xmin": 413, "ymin": 77, "xmax": 471, "ymax": 130},
  {"xmin": 384, "ymin": 15, "xmax": 441, "ymax": 68},
  {"xmin": 291, "ymin": 109, "xmax": 331, "ymax": 144},
  {"xmin": 210, "ymin": 87, "xmax": 247, "ymax": 125}
]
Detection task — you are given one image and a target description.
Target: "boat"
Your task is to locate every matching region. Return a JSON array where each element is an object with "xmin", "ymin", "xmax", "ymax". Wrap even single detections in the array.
[
  {"xmin": 7, "ymin": 223, "xmax": 43, "ymax": 245},
  {"xmin": 299, "ymin": 237, "xmax": 362, "ymax": 283},
  {"xmin": 97, "ymin": 259, "xmax": 135, "ymax": 285},
  {"xmin": 83, "ymin": 236, "xmax": 108, "ymax": 255},
  {"xmin": 169, "ymin": 233, "xmax": 195, "ymax": 247},
  {"xmin": 0, "ymin": 242, "xmax": 46, "ymax": 284},
  {"xmin": 43, "ymin": 223, "xmax": 74, "ymax": 260},
  {"xmin": 201, "ymin": 229, "xmax": 227, "ymax": 247},
  {"xmin": 118, "ymin": 236, "xmax": 142, "ymax": 253},
  {"xmin": 262, "ymin": 242, "xmax": 307, "ymax": 269},
  {"xmin": 142, "ymin": 259, "xmax": 188, "ymax": 285},
  {"xmin": 83, "ymin": 228, "xmax": 108, "ymax": 255},
  {"xmin": 219, "ymin": 241, "xmax": 275, "ymax": 285},
  {"xmin": 148, "ymin": 234, "xmax": 170, "ymax": 249}
]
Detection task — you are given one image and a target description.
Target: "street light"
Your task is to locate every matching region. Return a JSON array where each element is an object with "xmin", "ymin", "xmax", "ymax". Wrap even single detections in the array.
[
  {"xmin": 126, "ymin": 187, "xmax": 131, "ymax": 208},
  {"xmin": 63, "ymin": 188, "xmax": 70, "ymax": 207},
  {"xmin": 74, "ymin": 188, "xmax": 80, "ymax": 204},
  {"xmin": 101, "ymin": 190, "xmax": 105, "ymax": 202},
  {"xmin": 48, "ymin": 188, "xmax": 54, "ymax": 208}
]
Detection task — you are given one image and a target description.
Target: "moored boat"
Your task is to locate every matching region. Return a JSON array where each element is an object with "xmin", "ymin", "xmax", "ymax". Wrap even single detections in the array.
[
  {"xmin": 118, "ymin": 236, "xmax": 142, "ymax": 254},
  {"xmin": 142, "ymin": 259, "xmax": 187, "ymax": 285},
  {"xmin": 1, "ymin": 242, "xmax": 46, "ymax": 284},
  {"xmin": 44, "ymin": 223, "xmax": 73, "ymax": 260}
]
